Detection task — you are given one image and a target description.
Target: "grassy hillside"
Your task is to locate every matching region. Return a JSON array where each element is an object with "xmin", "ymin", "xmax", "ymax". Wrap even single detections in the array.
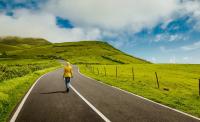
[
  {"xmin": 0, "ymin": 36, "xmax": 200, "ymax": 120},
  {"xmin": 0, "ymin": 36, "xmax": 51, "ymax": 46},
  {"xmin": 0, "ymin": 36, "xmax": 149, "ymax": 122},
  {"xmin": 0, "ymin": 37, "xmax": 150, "ymax": 64},
  {"xmin": 0, "ymin": 44, "xmax": 21, "ymax": 51}
]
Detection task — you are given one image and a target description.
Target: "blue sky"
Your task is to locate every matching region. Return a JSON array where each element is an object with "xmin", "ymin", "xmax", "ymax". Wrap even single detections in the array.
[{"xmin": 0, "ymin": 0, "xmax": 200, "ymax": 63}]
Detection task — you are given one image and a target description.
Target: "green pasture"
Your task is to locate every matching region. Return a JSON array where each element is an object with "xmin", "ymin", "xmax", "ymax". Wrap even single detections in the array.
[
  {"xmin": 79, "ymin": 64, "xmax": 200, "ymax": 117},
  {"xmin": 0, "ymin": 59, "xmax": 60, "ymax": 81},
  {"xmin": 1, "ymin": 37, "xmax": 200, "ymax": 120},
  {"xmin": 0, "ymin": 59, "xmax": 61, "ymax": 122},
  {"xmin": 0, "ymin": 37, "xmax": 149, "ymax": 122}
]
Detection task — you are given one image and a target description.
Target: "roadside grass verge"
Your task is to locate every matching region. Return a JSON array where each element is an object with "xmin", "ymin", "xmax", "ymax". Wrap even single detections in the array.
[
  {"xmin": 79, "ymin": 64, "xmax": 200, "ymax": 118},
  {"xmin": 0, "ymin": 59, "xmax": 60, "ymax": 81},
  {"xmin": 0, "ymin": 64, "xmax": 61, "ymax": 122}
]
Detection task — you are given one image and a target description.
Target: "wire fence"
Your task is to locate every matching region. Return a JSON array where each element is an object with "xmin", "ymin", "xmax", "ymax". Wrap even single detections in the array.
[{"xmin": 84, "ymin": 64, "xmax": 200, "ymax": 96}]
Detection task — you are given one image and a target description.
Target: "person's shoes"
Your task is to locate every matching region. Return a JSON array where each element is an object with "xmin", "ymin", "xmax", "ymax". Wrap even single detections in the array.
[{"xmin": 67, "ymin": 88, "xmax": 69, "ymax": 93}]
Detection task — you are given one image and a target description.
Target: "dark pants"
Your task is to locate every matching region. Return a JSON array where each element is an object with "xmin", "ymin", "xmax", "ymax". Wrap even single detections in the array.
[{"xmin": 64, "ymin": 77, "xmax": 71, "ymax": 88}]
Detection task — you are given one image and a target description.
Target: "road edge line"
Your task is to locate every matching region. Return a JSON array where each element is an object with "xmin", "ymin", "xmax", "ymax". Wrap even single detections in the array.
[
  {"xmin": 70, "ymin": 85, "xmax": 111, "ymax": 122},
  {"xmin": 77, "ymin": 67, "xmax": 200, "ymax": 121},
  {"xmin": 9, "ymin": 72, "xmax": 49, "ymax": 122}
]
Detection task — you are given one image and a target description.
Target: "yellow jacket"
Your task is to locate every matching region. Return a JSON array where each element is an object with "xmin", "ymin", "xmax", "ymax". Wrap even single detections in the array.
[{"xmin": 64, "ymin": 66, "xmax": 73, "ymax": 77}]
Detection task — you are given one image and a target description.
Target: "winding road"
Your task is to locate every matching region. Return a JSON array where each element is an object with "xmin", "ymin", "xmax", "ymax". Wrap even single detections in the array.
[{"xmin": 10, "ymin": 66, "xmax": 200, "ymax": 122}]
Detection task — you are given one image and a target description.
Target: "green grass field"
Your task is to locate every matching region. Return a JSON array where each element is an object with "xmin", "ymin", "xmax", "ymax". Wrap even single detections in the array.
[
  {"xmin": 79, "ymin": 64, "xmax": 200, "ymax": 117},
  {"xmin": 0, "ymin": 59, "xmax": 61, "ymax": 122},
  {"xmin": 1, "ymin": 36, "xmax": 200, "ymax": 120},
  {"xmin": 0, "ymin": 37, "xmax": 149, "ymax": 122},
  {"xmin": 0, "ymin": 59, "xmax": 60, "ymax": 82}
]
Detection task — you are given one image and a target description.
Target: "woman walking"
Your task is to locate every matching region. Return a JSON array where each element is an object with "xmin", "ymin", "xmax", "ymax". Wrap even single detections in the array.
[{"xmin": 63, "ymin": 62, "xmax": 73, "ymax": 93}]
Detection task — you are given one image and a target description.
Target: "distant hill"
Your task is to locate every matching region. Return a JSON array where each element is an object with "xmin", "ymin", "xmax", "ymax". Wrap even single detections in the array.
[
  {"xmin": 0, "ymin": 43, "xmax": 21, "ymax": 51},
  {"xmin": 0, "ymin": 36, "xmax": 51, "ymax": 46},
  {"xmin": 0, "ymin": 37, "xmax": 150, "ymax": 64}
]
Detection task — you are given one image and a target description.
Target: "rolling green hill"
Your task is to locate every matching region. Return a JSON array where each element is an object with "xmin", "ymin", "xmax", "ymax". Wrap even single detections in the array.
[
  {"xmin": 0, "ymin": 36, "xmax": 51, "ymax": 46},
  {"xmin": 0, "ymin": 44, "xmax": 21, "ymax": 51},
  {"xmin": 0, "ymin": 37, "xmax": 150, "ymax": 64},
  {"xmin": 1, "ymin": 36, "xmax": 200, "ymax": 120}
]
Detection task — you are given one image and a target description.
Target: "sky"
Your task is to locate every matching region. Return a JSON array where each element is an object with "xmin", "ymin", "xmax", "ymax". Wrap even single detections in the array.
[{"xmin": 0, "ymin": 0, "xmax": 200, "ymax": 64}]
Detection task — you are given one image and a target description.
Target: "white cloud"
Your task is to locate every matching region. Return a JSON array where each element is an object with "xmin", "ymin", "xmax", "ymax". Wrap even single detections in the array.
[
  {"xmin": 169, "ymin": 34, "xmax": 179, "ymax": 42},
  {"xmin": 169, "ymin": 56, "xmax": 176, "ymax": 63},
  {"xmin": 1, "ymin": 0, "xmax": 200, "ymax": 42},
  {"xmin": 154, "ymin": 34, "xmax": 184, "ymax": 42},
  {"xmin": 181, "ymin": 41, "xmax": 200, "ymax": 51},
  {"xmin": 1, "ymin": 0, "xmax": 200, "ymax": 43},
  {"xmin": 0, "ymin": 9, "xmax": 101, "ymax": 42},
  {"xmin": 151, "ymin": 57, "xmax": 157, "ymax": 63},
  {"xmin": 169, "ymin": 34, "xmax": 187, "ymax": 42},
  {"xmin": 181, "ymin": 0, "xmax": 200, "ymax": 31},
  {"xmin": 159, "ymin": 45, "xmax": 180, "ymax": 53},
  {"xmin": 160, "ymin": 46, "xmax": 166, "ymax": 52},
  {"xmin": 45, "ymin": 0, "xmax": 180, "ymax": 32},
  {"xmin": 109, "ymin": 34, "xmax": 136, "ymax": 49},
  {"xmin": 183, "ymin": 56, "xmax": 189, "ymax": 61},
  {"xmin": 155, "ymin": 35, "xmax": 162, "ymax": 42}
]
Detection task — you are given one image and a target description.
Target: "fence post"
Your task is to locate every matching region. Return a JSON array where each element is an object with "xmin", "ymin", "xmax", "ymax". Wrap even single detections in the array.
[
  {"xmin": 90, "ymin": 65, "xmax": 92, "ymax": 72},
  {"xmin": 132, "ymin": 67, "xmax": 134, "ymax": 80},
  {"xmin": 97, "ymin": 68, "xmax": 99, "ymax": 75},
  {"xmin": 89, "ymin": 65, "xmax": 92, "ymax": 71},
  {"xmin": 104, "ymin": 66, "xmax": 106, "ymax": 76},
  {"xmin": 116, "ymin": 66, "xmax": 118, "ymax": 78},
  {"xmin": 199, "ymin": 79, "xmax": 200, "ymax": 96},
  {"xmin": 90, "ymin": 65, "xmax": 91, "ymax": 72},
  {"xmin": 155, "ymin": 72, "xmax": 159, "ymax": 88}
]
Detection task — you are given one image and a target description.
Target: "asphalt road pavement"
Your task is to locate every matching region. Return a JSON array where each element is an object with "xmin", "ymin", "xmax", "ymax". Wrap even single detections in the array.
[{"xmin": 11, "ymin": 66, "xmax": 200, "ymax": 122}]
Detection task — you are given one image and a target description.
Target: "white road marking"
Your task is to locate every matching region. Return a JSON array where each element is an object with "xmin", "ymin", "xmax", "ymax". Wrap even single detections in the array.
[
  {"xmin": 10, "ymin": 72, "xmax": 50, "ymax": 122},
  {"xmin": 77, "ymin": 67, "xmax": 200, "ymax": 121},
  {"xmin": 10, "ymin": 67, "xmax": 110, "ymax": 122},
  {"xmin": 70, "ymin": 85, "xmax": 111, "ymax": 122}
]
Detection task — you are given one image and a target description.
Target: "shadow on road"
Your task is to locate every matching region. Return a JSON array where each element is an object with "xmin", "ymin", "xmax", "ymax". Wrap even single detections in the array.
[{"xmin": 40, "ymin": 90, "xmax": 66, "ymax": 94}]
